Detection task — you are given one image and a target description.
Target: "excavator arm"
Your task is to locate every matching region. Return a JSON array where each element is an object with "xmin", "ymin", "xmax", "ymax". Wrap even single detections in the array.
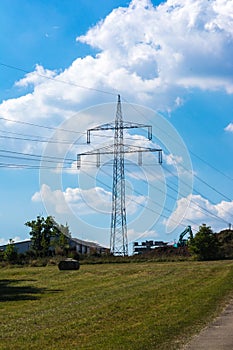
[{"xmin": 175, "ymin": 226, "xmax": 193, "ymax": 247}]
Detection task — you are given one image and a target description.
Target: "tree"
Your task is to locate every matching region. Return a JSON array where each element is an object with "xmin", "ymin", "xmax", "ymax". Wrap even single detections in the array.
[
  {"xmin": 216, "ymin": 229, "xmax": 233, "ymax": 259},
  {"xmin": 57, "ymin": 223, "xmax": 71, "ymax": 238},
  {"xmin": 25, "ymin": 216, "xmax": 66, "ymax": 257},
  {"xmin": 4, "ymin": 239, "xmax": 18, "ymax": 263},
  {"xmin": 53, "ymin": 222, "xmax": 71, "ymax": 255},
  {"xmin": 188, "ymin": 224, "xmax": 220, "ymax": 260}
]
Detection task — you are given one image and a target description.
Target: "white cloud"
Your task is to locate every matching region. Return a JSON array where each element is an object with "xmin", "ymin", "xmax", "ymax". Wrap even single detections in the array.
[
  {"xmin": 224, "ymin": 123, "xmax": 233, "ymax": 133},
  {"xmin": 1, "ymin": 0, "xmax": 233, "ymax": 133},
  {"xmin": 15, "ymin": 64, "xmax": 57, "ymax": 88},
  {"xmin": 78, "ymin": 0, "xmax": 233, "ymax": 97},
  {"xmin": 165, "ymin": 153, "xmax": 183, "ymax": 166},
  {"xmin": 32, "ymin": 184, "xmax": 69, "ymax": 214},
  {"xmin": 32, "ymin": 183, "xmax": 147, "ymax": 216},
  {"xmin": 166, "ymin": 194, "xmax": 233, "ymax": 232}
]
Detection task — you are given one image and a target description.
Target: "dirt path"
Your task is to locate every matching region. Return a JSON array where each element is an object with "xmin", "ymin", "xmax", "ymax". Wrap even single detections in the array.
[{"xmin": 183, "ymin": 299, "xmax": 233, "ymax": 349}]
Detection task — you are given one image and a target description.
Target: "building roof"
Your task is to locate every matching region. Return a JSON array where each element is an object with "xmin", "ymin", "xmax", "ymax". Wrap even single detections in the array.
[{"xmin": 70, "ymin": 237, "xmax": 107, "ymax": 249}]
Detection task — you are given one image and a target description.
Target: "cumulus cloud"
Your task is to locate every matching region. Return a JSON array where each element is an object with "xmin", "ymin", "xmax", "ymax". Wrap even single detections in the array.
[
  {"xmin": 1, "ymin": 0, "xmax": 233, "ymax": 131},
  {"xmin": 32, "ymin": 183, "xmax": 147, "ymax": 216},
  {"xmin": 78, "ymin": 0, "xmax": 233, "ymax": 96},
  {"xmin": 15, "ymin": 64, "xmax": 57, "ymax": 88},
  {"xmin": 224, "ymin": 123, "xmax": 233, "ymax": 133},
  {"xmin": 166, "ymin": 194, "xmax": 233, "ymax": 232},
  {"xmin": 32, "ymin": 184, "xmax": 110, "ymax": 215},
  {"xmin": 1, "ymin": 0, "xmax": 231, "ymax": 237}
]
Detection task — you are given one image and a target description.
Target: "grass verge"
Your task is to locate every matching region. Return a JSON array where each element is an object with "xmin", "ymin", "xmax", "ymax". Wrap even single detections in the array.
[{"xmin": 1, "ymin": 260, "xmax": 233, "ymax": 350}]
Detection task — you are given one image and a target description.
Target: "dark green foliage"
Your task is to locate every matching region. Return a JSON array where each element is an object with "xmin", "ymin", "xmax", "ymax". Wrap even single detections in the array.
[
  {"xmin": 54, "ymin": 223, "xmax": 71, "ymax": 255},
  {"xmin": 25, "ymin": 216, "xmax": 70, "ymax": 257},
  {"xmin": 188, "ymin": 224, "xmax": 220, "ymax": 260},
  {"xmin": 217, "ymin": 229, "xmax": 233, "ymax": 259},
  {"xmin": 25, "ymin": 216, "xmax": 46, "ymax": 256},
  {"xmin": 4, "ymin": 239, "xmax": 18, "ymax": 263}
]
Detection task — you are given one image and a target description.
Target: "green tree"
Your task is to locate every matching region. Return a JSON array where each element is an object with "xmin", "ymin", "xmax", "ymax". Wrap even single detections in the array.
[
  {"xmin": 25, "ymin": 216, "xmax": 71, "ymax": 257},
  {"xmin": 4, "ymin": 239, "xmax": 18, "ymax": 263},
  {"xmin": 57, "ymin": 223, "xmax": 71, "ymax": 238},
  {"xmin": 216, "ymin": 229, "xmax": 233, "ymax": 259},
  {"xmin": 25, "ymin": 216, "xmax": 59, "ymax": 257},
  {"xmin": 188, "ymin": 224, "xmax": 220, "ymax": 260},
  {"xmin": 52, "ymin": 222, "xmax": 71, "ymax": 255}
]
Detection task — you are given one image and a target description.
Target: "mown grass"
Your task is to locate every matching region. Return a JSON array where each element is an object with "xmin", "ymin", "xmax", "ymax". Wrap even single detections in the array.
[{"xmin": 1, "ymin": 260, "xmax": 233, "ymax": 350}]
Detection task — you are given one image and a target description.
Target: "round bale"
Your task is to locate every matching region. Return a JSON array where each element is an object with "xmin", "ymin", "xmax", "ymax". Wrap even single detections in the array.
[{"xmin": 58, "ymin": 258, "xmax": 80, "ymax": 271}]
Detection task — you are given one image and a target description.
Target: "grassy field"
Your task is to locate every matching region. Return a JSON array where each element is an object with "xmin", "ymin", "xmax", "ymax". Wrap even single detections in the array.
[{"xmin": 1, "ymin": 260, "xmax": 233, "ymax": 350}]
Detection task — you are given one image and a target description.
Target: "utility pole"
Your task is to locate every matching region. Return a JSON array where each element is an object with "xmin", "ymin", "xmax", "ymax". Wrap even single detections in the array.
[{"xmin": 77, "ymin": 95, "xmax": 162, "ymax": 256}]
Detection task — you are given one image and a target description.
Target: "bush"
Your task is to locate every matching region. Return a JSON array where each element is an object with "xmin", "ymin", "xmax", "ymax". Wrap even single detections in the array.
[
  {"xmin": 4, "ymin": 240, "xmax": 18, "ymax": 263},
  {"xmin": 189, "ymin": 224, "xmax": 220, "ymax": 260}
]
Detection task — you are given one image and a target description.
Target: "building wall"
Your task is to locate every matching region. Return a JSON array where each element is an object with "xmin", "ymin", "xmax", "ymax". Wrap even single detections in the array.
[
  {"xmin": 0, "ymin": 240, "xmax": 31, "ymax": 254},
  {"xmin": 1, "ymin": 238, "xmax": 108, "ymax": 255}
]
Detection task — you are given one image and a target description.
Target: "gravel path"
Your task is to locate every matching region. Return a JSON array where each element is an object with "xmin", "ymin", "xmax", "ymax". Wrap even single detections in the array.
[{"xmin": 183, "ymin": 299, "xmax": 233, "ymax": 350}]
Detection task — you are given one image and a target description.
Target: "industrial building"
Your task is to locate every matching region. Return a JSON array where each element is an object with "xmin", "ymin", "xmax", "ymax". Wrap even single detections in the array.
[
  {"xmin": 133, "ymin": 240, "xmax": 168, "ymax": 254},
  {"xmin": 0, "ymin": 237, "xmax": 108, "ymax": 255}
]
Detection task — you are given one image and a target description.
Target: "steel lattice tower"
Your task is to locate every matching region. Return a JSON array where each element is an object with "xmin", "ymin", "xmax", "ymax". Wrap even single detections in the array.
[
  {"xmin": 110, "ymin": 95, "xmax": 128, "ymax": 256},
  {"xmin": 77, "ymin": 95, "xmax": 162, "ymax": 256}
]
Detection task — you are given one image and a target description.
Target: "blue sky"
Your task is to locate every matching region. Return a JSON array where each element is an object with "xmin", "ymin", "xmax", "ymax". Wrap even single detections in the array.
[{"xmin": 1, "ymin": 0, "xmax": 233, "ymax": 252}]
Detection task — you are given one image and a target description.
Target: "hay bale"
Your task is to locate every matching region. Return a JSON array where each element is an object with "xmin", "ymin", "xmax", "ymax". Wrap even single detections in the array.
[{"xmin": 58, "ymin": 258, "xmax": 80, "ymax": 271}]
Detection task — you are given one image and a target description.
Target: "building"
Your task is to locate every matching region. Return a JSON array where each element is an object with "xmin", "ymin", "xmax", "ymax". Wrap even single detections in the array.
[
  {"xmin": 133, "ymin": 240, "xmax": 168, "ymax": 254},
  {"xmin": 0, "ymin": 237, "xmax": 109, "ymax": 255},
  {"xmin": 69, "ymin": 237, "xmax": 109, "ymax": 255},
  {"xmin": 0, "ymin": 240, "xmax": 32, "ymax": 254}
]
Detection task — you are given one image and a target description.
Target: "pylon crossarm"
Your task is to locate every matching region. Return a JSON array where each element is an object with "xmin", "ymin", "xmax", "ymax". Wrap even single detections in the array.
[
  {"xmin": 77, "ymin": 95, "xmax": 162, "ymax": 256},
  {"xmin": 78, "ymin": 144, "xmax": 114, "ymax": 156},
  {"xmin": 87, "ymin": 122, "xmax": 152, "ymax": 143},
  {"xmin": 87, "ymin": 123, "xmax": 115, "ymax": 143},
  {"xmin": 79, "ymin": 144, "xmax": 162, "ymax": 156},
  {"xmin": 77, "ymin": 144, "xmax": 162, "ymax": 168},
  {"xmin": 120, "ymin": 123, "xmax": 152, "ymax": 140},
  {"xmin": 123, "ymin": 144, "xmax": 162, "ymax": 153}
]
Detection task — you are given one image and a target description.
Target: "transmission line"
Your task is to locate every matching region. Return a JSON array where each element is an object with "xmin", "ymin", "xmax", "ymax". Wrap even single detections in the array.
[
  {"xmin": 0, "ymin": 62, "xmax": 117, "ymax": 96},
  {"xmin": 77, "ymin": 95, "xmax": 162, "ymax": 256},
  {"xmin": 162, "ymin": 165, "xmax": 233, "ymax": 223},
  {"xmin": 1, "ymin": 61, "xmax": 233, "ymax": 233}
]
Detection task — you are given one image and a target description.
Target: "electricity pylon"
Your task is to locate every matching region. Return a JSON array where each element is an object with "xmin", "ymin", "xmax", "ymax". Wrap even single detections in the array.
[
  {"xmin": 77, "ymin": 95, "xmax": 162, "ymax": 256},
  {"xmin": 110, "ymin": 95, "xmax": 127, "ymax": 256}
]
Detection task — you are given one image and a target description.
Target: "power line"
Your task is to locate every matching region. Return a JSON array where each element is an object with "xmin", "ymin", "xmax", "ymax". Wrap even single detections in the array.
[
  {"xmin": 1, "ymin": 132, "xmax": 232, "ymax": 225},
  {"xmin": 145, "ymin": 166, "xmax": 230, "ymax": 226},
  {"xmin": 189, "ymin": 150, "xmax": 233, "ymax": 183},
  {"xmin": 0, "ymin": 132, "xmax": 88, "ymax": 145},
  {"xmin": 1, "ymin": 61, "xmax": 233, "ymax": 187},
  {"xmin": 0, "ymin": 124, "xmax": 154, "ymax": 145},
  {"xmin": 0, "ymin": 115, "xmax": 85, "ymax": 135},
  {"xmin": 0, "ymin": 62, "xmax": 117, "ymax": 96},
  {"xmin": 175, "ymin": 162, "xmax": 233, "ymax": 204},
  {"xmin": 78, "ymin": 95, "xmax": 164, "ymax": 256},
  {"xmin": 80, "ymin": 166, "xmax": 198, "ymax": 235},
  {"xmin": 0, "ymin": 143, "xmax": 231, "ymax": 225},
  {"xmin": 163, "ymin": 165, "xmax": 233, "ymax": 223},
  {"xmin": 0, "ymin": 150, "xmax": 75, "ymax": 164},
  {"xmin": 103, "ymin": 159, "xmax": 230, "ymax": 228},
  {"xmin": 1, "ymin": 61, "xmax": 232, "ymax": 229},
  {"xmin": 1, "ymin": 96, "xmax": 232, "ymax": 195},
  {"xmin": 123, "ymin": 97, "xmax": 230, "ymax": 173}
]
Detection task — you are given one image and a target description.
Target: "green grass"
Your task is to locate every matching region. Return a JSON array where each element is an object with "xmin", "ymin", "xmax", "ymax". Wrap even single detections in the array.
[{"xmin": 1, "ymin": 261, "xmax": 233, "ymax": 350}]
